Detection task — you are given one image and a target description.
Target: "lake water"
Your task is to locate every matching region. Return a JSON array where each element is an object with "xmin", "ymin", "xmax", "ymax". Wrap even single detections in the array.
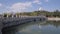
[{"xmin": 2, "ymin": 21, "xmax": 60, "ymax": 34}]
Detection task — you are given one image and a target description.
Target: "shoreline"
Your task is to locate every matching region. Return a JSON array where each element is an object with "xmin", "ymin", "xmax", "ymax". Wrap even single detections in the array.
[{"xmin": 48, "ymin": 17, "xmax": 60, "ymax": 21}]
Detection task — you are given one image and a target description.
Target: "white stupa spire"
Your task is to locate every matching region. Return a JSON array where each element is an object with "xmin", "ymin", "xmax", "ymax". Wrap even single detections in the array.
[{"xmin": 39, "ymin": 7, "xmax": 42, "ymax": 10}]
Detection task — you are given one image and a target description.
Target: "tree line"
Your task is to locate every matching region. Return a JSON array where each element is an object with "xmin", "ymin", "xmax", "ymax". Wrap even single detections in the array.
[{"xmin": 3, "ymin": 10, "xmax": 60, "ymax": 17}]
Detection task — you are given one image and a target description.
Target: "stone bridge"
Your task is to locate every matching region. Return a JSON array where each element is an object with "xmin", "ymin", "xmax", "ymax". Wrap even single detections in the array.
[{"xmin": 0, "ymin": 16, "xmax": 47, "ymax": 34}]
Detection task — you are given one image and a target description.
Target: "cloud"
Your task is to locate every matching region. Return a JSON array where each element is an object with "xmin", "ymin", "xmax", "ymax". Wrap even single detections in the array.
[
  {"xmin": 2, "ymin": 0, "xmax": 43, "ymax": 13},
  {"xmin": 33, "ymin": 0, "xmax": 39, "ymax": 3},
  {"xmin": 8, "ymin": 2, "xmax": 32, "ymax": 13},
  {"xmin": 0, "ymin": 3, "xmax": 2, "ymax": 7},
  {"xmin": 11, "ymin": 2, "xmax": 32, "ymax": 9},
  {"xmin": 45, "ymin": 0, "xmax": 49, "ymax": 2},
  {"xmin": 33, "ymin": 0, "xmax": 42, "ymax": 4}
]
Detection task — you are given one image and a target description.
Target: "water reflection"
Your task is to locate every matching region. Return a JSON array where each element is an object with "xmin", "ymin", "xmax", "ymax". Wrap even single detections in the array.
[{"xmin": 2, "ymin": 21, "xmax": 60, "ymax": 34}]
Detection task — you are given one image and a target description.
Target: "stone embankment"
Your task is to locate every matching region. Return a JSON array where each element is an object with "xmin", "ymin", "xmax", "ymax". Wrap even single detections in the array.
[{"xmin": 48, "ymin": 17, "xmax": 60, "ymax": 21}]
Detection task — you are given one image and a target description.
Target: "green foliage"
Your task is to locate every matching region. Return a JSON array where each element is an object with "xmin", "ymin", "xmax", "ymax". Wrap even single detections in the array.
[
  {"xmin": 3, "ymin": 10, "xmax": 60, "ymax": 17},
  {"xmin": 3, "ymin": 13, "xmax": 7, "ymax": 17}
]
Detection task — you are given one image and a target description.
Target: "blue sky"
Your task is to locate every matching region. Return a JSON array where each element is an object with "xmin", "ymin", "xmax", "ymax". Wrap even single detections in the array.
[{"xmin": 0, "ymin": 0, "xmax": 60, "ymax": 13}]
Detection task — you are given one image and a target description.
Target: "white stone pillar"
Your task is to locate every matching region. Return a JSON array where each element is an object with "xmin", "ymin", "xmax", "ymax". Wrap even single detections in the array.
[
  {"xmin": 19, "ymin": 15, "xmax": 20, "ymax": 18},
  {"xmin": 12, "ymin": 15, "xmax": 14, "ymax": 18},
  {"xmin": 16, "ymin": 15, "xmax": 17, "ymax": 18},
  {"xmin": 7, "ymin": 15, "xmax": 8, "ymax": 18}
]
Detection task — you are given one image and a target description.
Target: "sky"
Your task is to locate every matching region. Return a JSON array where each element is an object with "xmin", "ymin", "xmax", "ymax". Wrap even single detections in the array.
[{"xmin": 0, "ymin": 0, "xmax": 60, "ymax": 13}]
